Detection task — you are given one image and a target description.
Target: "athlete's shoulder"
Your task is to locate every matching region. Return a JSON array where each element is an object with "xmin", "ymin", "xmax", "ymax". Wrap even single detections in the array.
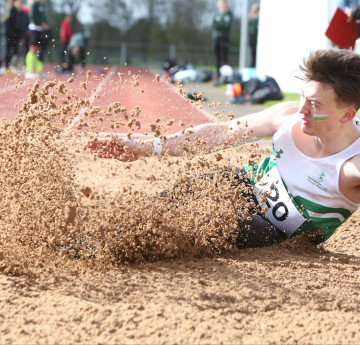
[
  {"xmin": 343, "ymin": 153, "xmax": 360, "ymax": 189},
  {"xmin": 344, "ymin": 153, "xmax": 360, "ymax": 203},
  {"xmin": 352, "ymin": 153, "xmax": 360, "ymax": 178}
]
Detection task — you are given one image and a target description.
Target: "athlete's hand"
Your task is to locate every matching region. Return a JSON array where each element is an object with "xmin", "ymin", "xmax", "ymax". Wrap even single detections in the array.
[
  {"xmin": 87, "ymin": 137, "xmax": 142, "ymax": 161},
  {"xmin": 42, "ymin": 23, "xmax": 50, "ymax": 31},
  {"xmin": 345, "ymin": 7, "xmax": 353, "ymax": 22}
]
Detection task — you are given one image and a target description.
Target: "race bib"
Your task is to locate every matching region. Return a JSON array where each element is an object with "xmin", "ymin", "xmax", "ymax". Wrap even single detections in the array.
[{"xmin": 254, "ymin": 166, "xmax": 305, "ymax": 236}]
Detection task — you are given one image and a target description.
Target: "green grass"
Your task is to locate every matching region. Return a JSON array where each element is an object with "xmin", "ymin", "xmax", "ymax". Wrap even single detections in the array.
[
  {"xmin": 214, "ymin": 85, "xmax": 299, "ymax": 107},
  {"xmin": 264, "ymin": 92, "xmax": 300, "ymax": 108}
]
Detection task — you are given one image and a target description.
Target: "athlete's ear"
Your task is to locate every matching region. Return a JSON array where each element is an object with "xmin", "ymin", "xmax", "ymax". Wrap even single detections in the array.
[{"xmin": 340, "ymin": 107, "xmax": 356, "ymax": 124}]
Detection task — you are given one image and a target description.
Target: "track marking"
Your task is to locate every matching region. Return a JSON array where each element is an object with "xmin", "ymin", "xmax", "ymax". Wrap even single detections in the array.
[
  {"xmin": 149, "ymin": 69, "xmax": 218, "ymax": 123},
  {"xmin": 69, "ymin": 67, "xmax": 215, "ymax": 141},
  {"xmin": 72, "ymin": 131, "xmax": 151, "ymax": 141},
  {"xmin": 0, "ymin": 80, "xmax": 32, "ymax": 95},
  {"xmin": 63, "ymin": 66, "xmax": 118, "ymax": 136}
]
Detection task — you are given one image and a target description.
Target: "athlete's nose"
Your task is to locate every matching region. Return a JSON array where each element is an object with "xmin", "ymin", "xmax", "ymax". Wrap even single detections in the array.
[{"xmin": 298, "ymin": 99, "xmax": 311, "ymax": 116}]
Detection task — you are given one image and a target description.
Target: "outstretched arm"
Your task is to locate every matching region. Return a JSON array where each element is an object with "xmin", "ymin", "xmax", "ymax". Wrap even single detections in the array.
[{"xmin": 88, "ymin": 101, "xmax": 299, "ymax": 161}]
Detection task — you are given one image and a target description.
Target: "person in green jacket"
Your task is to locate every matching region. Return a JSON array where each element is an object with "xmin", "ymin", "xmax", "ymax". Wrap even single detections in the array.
[
  {"xmin": 25, "ymin": 0, "xmax": 49, "ymax": 79},
  {"xmin": 211, "ymin": 0, "xmax": 233, "ymax": 82},
  {"xmin": 248, "ymin": 3, "xmax": 259, "ymax": 68},
  {"xmin": 58, "ymin": 32, "xmax": 87, "ymax": 74}
]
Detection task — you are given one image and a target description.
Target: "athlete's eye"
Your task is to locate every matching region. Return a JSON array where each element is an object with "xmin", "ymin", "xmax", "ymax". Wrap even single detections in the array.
[{"xmin": 310, "ymin": 101, "xmax": 319, "ymax": 110}]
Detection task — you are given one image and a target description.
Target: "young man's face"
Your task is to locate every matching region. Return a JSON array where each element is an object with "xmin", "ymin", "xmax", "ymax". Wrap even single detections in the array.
[
  {"xmin": 14, "ymin": 0, "xmax": 23, "ymax": 10},
  {"xmin": 298, "ymin": 80, "xmax": 348, "ymax": 136},
  {"xmin": 217, "ymin": 0, "xmax": 228, "ymax": 12}
]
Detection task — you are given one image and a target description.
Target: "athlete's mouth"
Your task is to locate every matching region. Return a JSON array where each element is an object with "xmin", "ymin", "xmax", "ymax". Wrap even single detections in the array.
[{"xmin": 301, "ymin": 117, "xmax": 310, "ymax": 124}]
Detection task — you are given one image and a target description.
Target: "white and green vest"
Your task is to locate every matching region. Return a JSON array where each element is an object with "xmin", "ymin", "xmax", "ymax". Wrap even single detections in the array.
[{"xmin": 245, "ymin": 115, "xmax": 360, "ymax": 243}]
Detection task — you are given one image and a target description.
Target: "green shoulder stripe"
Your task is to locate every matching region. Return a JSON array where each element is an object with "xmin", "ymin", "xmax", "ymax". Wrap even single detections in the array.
[
  {"xmin": 294, "ymin": 195, "xmax": 352, "ymax": 220},
  {"xmin": 243, "ymin": 154, "xmax": 276, "ymax": 185}
]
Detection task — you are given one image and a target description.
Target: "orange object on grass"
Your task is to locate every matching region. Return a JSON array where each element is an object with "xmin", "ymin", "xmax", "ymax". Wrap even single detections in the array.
[{"xmin": 232, "ymin": 83, "xmax": 242, "ymax": 98}]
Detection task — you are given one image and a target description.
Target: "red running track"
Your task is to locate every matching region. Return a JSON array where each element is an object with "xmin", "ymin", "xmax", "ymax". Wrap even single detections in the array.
[{"xmin": 0, "ymin": 65, "xmax": 215, "ymax": 139}]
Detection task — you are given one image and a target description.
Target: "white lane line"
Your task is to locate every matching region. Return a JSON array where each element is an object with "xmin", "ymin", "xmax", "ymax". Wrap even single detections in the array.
[
  {"xmin": 73, "ymin": 131, "xmax": 151, "ymax": 138},
  {"xmin": 71, "ymin": 67, "xmax": 215, "ymax": 141},
  {"xmin": 149, "ymin": 69, "xmax": 218, "ymax": 123},
  {"xmin": 63, "ymin": 66, "xmax": 118, "ymax": 136},
  {"xmin": 0, "ymin": 80, "xmax": 32, "ymax": 95}
]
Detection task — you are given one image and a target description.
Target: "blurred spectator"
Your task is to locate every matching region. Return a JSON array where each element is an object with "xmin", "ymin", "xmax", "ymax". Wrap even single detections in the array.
[
  {"xmin": 345, "ymin": 1, "xmax": 360, "ymax": 20},
  {"xmin": 3, "ymin": 0, "xmax": 29, "ymax": 76},
  {"xmin": 248, "ymin": 3, "xmax": 259, "ymax": 68},
  {"xmin": 12, "ymin": 3, "xmax": 30, "ymax": 71},
  {"xmin": 345, "ymin": 1, "xmax": 360, "ymax": 36},
  {"xmin": 59, "ymin": 15, "xmax": 73, "ymax": 71},
  {"xmin": 58, "ymin": 32, "xmax": 87, "ymax": 74},
  {"xmin": 25, "ymin": 0, "xmax": 50, "ymax": 79},
  {"xmin": 338, "ymin": 0, "xmax": 358, "ymax": 11},
  {"xmin": 38, "ymin": 28, "xmax": 52, "ymax": 67},
  {"xmin": 211, "ymin": 0, "xmax": 233, "ymax": 83}
]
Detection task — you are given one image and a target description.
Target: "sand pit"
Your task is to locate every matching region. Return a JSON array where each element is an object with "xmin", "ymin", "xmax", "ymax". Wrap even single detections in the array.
[{"xmin": 0, "ymin": 74, "xmax": 360, "ymax": 344}]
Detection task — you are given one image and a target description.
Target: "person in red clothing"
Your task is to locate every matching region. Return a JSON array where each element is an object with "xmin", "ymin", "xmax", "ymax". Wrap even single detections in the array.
[{"xmin": 59, "ymin": 15, "xmax": 72, "ymax": 71}]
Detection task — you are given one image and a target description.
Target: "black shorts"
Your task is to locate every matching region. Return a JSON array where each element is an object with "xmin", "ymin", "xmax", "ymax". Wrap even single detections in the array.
[
  {"xmin": 209, "ymin": 166, "xmax": 288, "ymax": 248},
  {"xmin": 161, "ymin": 166, "xmax": 288, "ymax": 249},
  {"xmin": 29, "ymin": 30, "xmax": 48, "ymax": 47}
]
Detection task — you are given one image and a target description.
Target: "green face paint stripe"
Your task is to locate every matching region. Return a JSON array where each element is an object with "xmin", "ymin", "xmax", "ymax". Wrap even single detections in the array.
[
  {"xmin": 313, "ymin": 117, "xmax": 329, "ymax": 122},
  {"xmin": 313, "ymin": 114, "xmax": 329, "ymax": 122}
]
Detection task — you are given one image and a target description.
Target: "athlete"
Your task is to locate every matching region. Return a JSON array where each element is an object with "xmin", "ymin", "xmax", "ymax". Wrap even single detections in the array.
[{"xmin": 88, "ymin": 49, "xmax": 360, "ymax": 248}]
